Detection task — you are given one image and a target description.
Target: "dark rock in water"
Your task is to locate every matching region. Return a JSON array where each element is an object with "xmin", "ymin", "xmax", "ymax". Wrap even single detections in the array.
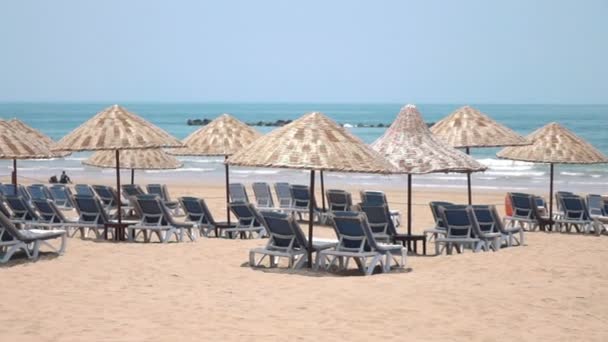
[
  {"xmin": 187, "ymin": 118, "xmax": 434, "ymax": 128},
  {"xmin": 187, "ymin": 118, "xmax": 212, "ymax": 126}
]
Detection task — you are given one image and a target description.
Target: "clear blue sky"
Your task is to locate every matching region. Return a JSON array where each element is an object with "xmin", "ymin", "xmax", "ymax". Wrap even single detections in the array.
[{"xmin": 1, "ymin": 0, "xmax": 606, "ymax": 103}]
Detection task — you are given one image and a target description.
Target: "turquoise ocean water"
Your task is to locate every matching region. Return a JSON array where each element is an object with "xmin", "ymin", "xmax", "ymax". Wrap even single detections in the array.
[{"xmin": 0, "ymin": 103, "xmax": 606, "ymax": 193}]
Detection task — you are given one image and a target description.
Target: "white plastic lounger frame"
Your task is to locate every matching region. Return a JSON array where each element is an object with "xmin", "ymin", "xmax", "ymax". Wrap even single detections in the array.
[{"xmin": 0, "ymin": 213, "xmax": 67, "ymax": 261}]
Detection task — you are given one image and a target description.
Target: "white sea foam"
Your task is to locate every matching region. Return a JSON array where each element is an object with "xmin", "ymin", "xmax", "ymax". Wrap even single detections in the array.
[{"xmin": 560, "ymin": 172, "xmax": 584, "ymax": 176}]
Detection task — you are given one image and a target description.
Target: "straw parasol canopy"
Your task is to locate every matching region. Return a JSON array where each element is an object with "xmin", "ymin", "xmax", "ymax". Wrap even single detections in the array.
[
  {"xmin": 169, "ymin": 113, "xmax": 261, "ymax": 156},
  {"xmin": 229, "ymin": 112, "xmax": 395, "ymax": 267},
  {"xmin": 52, "ymin": 104, "xmax": 183, "ymax": 152},
  {"xmin": 372, "ymin": 105, "xmax": 487, "ymax": 174},
  {"xmin": 8, "ymin": 119, "xmax": 70, "ymax": 157},
  {"xmin": 497, "ymin": 122, "xmax": 608, "ymax": 222},
  {"xmin": 431, "ymin": 105, "xmax": 529, "ymax": 148},
  {"xmin": 84, "ymin": 149, "xmax": 183, "ymax": 170},
  {"xmin": 0, "ymin": 120, "xmax": 55, "ymax": 159},
  {"xmin": 228, "ymin": 112, "xmax": 396, "ymax": 173},
  {"xmin": 0, "ymin": 120, "xmax": 57, "ymax": 193},
  {"xmin": 52, "ymin": 104, "xmax": 183, "ymax": 237},
  {"xmin": 497, "ymin": 122, "xmax": 608, "ymax": 164},
  {"xmin": 371, "ymin": 104, "xmax": 487, "ymax": 237}
]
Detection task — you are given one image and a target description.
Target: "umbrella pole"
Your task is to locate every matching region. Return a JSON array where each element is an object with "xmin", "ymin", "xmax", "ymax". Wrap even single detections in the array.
[
  {"xmin": 549, "ymin": 163, "xmax": 554, "ymax": 229},
  {"xmin": 225, "ymin": 156, "xmax": 231, "ymax": 225},
  {"xmin": 115, "ymin": 150, "xmax": 123, "ymax": 240},
  {"xmin": 308, "ymin": 169, "xmax": 316, "ymax": 268},
  {"xmin": 407, "ymin": 174, "xmax": 412, "ymax": 252},
  {"xmin": 320, "ymin": 170, "xmax": 326, "ymax": 212},
  {"xmin": 131, "ymin": 169, "xmax": 135, "ymax": 185},
  {"xmin": 465, "ymin": 147, "xmax": 472, "ymax": 205},
  {"xmin": 12, "ymin": 159, "xmax": 17, "ymax": 195}
]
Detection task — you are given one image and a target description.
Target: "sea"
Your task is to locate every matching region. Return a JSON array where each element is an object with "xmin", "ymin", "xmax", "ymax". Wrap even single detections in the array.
[{"xmin": 0, "ymin": 103, "xmax": 606, "ymax": 194}]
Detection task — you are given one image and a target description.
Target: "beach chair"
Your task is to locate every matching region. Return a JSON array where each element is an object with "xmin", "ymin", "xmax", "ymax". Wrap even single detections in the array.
[
  {"xmin": 554, "ymin": 191, "xmax": 574, "ymax": 220},
  {"xmin": 423, "ymin": 201, "xmax": 454, "ymax": 242},
  {"xmin": 48, "ymin": 184, "xmax": 74, "ymax": 209},
  {"xmin": 326, "ymin": 189, "xmax": 353, "ymax": 213},
  {"xmin": 360, "ymin": 190, "xmax": 401, "ymax": 227},
  {"xmin": 274, "ymin": 182, "xmax": 293, "ymax": 209},
  {"xmin": 554, "ymin": 195, "xmax": 594, "ymax": 234},
  {"xmin": 356, "ymin": 204, "xmax": 393, "ymax": 242},
  {"xmin": 229, "ymin": 183, "xmax": 250, "ymax": 203},
  {"xmin": 0, "ymin": 211, "xmax": 66, "ymax": 261},
  {"xmin": 503, "ymin": 192, "xmax": 550, "ymax": 231},
  {"xmin": 179, "ymin": 196, "xmax": 235, "ymax": 237},
  {"xmin": 586, "ymin": 194, "xmax": 608, "ymax": 235},
  {"xmin": 121, "ymin": 184, "xmax": 146, "ymax": 201},
  {"xmin": 469, "ymin": 205, "xmax": 503, "ymax": 251},
  {"xmin": 146, "ymin": 184, "xmax": 181, "ymax": 215},
  {"xmin": 222, "ymin": 201, "xmax": 267, "ymax": 239},
  {"xmin": 74, "ymin": 184, "xmax": 96, "ymax": 197},
  {"xmin": 436, "ymin": 206, "xmax": 481, "ymax": 255},
  {"xmin": 250, "ymin": 210, "xmax": 337, "ymax": 269},
  {"xmin": 3, "ymin": 195, "xmax": 40, "ymax": 227},
  {"xmin": 32, "ymin": 199, "xmax": 85, "ymax": 236},
  {"xmin": 488, "ymin": 205, "xmax": 524, "ymax": 247},
  {"xmin": 0, "ymin": 184, "xmax": 30, "ymax": 201},
  {"xmin": 26, "ymin": 184, "xmax": 52, "ymax": 200},
  {"xmin": 316, "ymin": 211, "xmax": 405, "ymax": 275},
  {"xmin": 72, "ymin": 194, "xmax": 118, "ymax": 239},
  {"xmin": 92, "ymin": 185, "xmax": 119, "ymax": 212},
  {"xmin": 252, "ymin": 182, "xmax": 274, "ymax": 208},
  {"xmin": 129, "ymin": 195, "xmax": 195, "ymax": 242},
  {"xmin": 289, "ymin": 184, "xmax": 324, "ymax": 223}
]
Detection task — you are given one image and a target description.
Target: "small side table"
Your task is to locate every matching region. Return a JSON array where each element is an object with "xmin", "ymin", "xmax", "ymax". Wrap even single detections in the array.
[{"xmin": 393, "ymin": 234, "xmax": 426, "ymax": 255}]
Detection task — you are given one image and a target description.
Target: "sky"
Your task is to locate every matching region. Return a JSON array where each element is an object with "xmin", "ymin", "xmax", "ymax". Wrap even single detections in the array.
[{"xmin": 0, "ymin": 0, "xmax": 606, "ymax": 103}]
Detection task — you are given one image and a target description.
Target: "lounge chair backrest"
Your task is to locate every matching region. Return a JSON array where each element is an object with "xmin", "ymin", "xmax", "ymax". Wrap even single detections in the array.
[
  {"xmin": 1, "ymin": 184, "xmax": 30, "ymax": 201},
  {"xmin": 122, "ymin": 184, "xmax": 145, "ymax": 198},
  {"xmin": 0, "ymin": 211, "xmax": 38, "ymax": 243},
  {"xmin": 555, "ymin": 191, "xmax": 574, "ymax": 211},
  {"xmin": 326, "ymin": 189, "xmax": 353, "ymax": 212},
  {"xmin": 290, "ymin": 184, "xmax": 312, "ymax": 209},
  {"xmin": 559, "ymin": 195, "xmax": 590, "ymax": 221},
  {"xmin": 508, "ymin": 193, "xmax": 534, "ymax": 219},
  {"xmin": 252, "ymin": 182, "xmax": 274, "ymax": 208},
  {"xmin": 274, "ymin": 182, "xmax": 292, "ymax": 208},
  {"xmin": 439, "ymin": 206, "xmax": 474, "ymax": 238},
  {"xmin": 330, "ymin": 211, "xmax": 378, "ymax": 252},
  {"xmin": 73, "ymin": 195, "xmax": 110, "ymax": 224},
  {"xmin": 429, "ymin": 201, "xmax": 454, "ymax": 228},
  {"xmin": 27, "ymin": 184, "xmax": 51, "ymax": 200},
  {"xmin": 48, "ymin": 184, "xmax": 74, "ymax": 208},
  {"xmin": 488, "ymin": 205, "xmax": 509, "ymax": 235},
  {"xmin": 259, "ymin": 210, "xmax": 302, "ymax": 250},
  {"xmin": 470, "ymin": 205, "xmax": 497, "ymax": 236},
  {"xmin": 75, "ymin": 184, "xmax": 95, "ymax": 197},
  {"xmin": 357, "ymin": 204, "xmax": 397, "ymax": 236},
  {"xmin": 586, "ymin": 194, "xmax": 606, "ymax": 216},
  {"xmin": 180, "ymin": 196, "xmax": 208, "ymax": 224},
  {"xmin": 92, "ymin": 185, "xmax": 117, "ymax": 207},
  {"xmin": 229, "ymin": 201, "xmax": 262, "ymax": 228},
  {"xmin": 229, "ymin": 183, "xmax": 249, "ymax": 203},
  {"xmin": 32, "ymin": 199, "xmax": 67, "ymax": 224},
  {"xmin": 135, "ymin": 195, "xmax": 168, "ymax": 226},
  {"xmin": 360, "ymin": 190, "xmax": 387, "ymax": 206},
  {"xmin": 4, "ymin": 195, "xmax": 39, "ymax": 221}
]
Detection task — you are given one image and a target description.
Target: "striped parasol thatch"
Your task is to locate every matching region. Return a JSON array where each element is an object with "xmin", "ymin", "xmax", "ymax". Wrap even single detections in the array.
[
  {"xmin": 497, "ymin": 122, "xmax": 608, "ymax": 164},
  {"xmin": 372, "ymin": 105, "xmax": 487, "ymax": 174},
  {"xmin": 431, "ymin": 105, "xmax": 529, "ymax": 148},
  {"xmin": 0, "ymin": 120, "xmax": 55, "ymax": 159},
  {"xmin": 8, "ymin": 119, "xmax": 70, "ymax": 157},
  {"xmin": 168, "ymin": 113, "xmax": 261, "ymax": 156},
  {"xmin": 84, "ymin": 149, "xmax": 183, "ymax": 170},
  {"xmin": 227, "ymin": 112, "xmax": 396, "ymax": 174},
  {"xmin": 52, "ymin": 104, "xmax": 183, "ymax": 152}
]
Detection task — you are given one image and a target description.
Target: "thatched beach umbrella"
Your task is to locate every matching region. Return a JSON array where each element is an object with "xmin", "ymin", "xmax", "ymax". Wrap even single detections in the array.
[
  {"xmin": 168, "ymin": 113, "xmax": 261, "ymax": 224},
  {"xmin": 84, "ymin": 149, "xmax": 183, "ymax": 184},
  {"xmin": 0, "ymin": 120, "xmax": 56, "ymax": 194},
  {"xmin": 52, "ymin": 105, "xmax": 183, "ymax": 239},
  {"xmin": 372, "ymin": 105, "xmax": 487, "ymax": 239},
  {"xmin": 228, "ymin": 112, "xmax": 395, "ymax": 267},
  {"xmin": 497, "ymin": 122, "xmax": 608, "ymax": 221},
  {"xmin": 431, "ymin": 106, "xmax": 529, "ymax": 204}
]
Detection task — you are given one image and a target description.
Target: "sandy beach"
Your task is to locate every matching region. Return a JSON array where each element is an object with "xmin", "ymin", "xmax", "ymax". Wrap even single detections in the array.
[{"xmin": 1, "ymin": 179, "xmax": 606, "ymax": 341}]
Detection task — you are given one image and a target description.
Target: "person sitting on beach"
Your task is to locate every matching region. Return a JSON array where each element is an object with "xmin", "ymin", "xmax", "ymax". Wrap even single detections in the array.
[
  {"xmin": 49, "ymin": 175, "xmax": 58, "ymax": 183},
  {"xmin": 59, "ymin": 171, "xmax": 72, "ymax": 184}
]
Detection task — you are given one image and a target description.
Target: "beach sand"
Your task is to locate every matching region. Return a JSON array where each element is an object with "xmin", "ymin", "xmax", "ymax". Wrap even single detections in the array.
[{"xmin": 0, "ymin": 180, "xmax": 606, "ymax": 341}]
